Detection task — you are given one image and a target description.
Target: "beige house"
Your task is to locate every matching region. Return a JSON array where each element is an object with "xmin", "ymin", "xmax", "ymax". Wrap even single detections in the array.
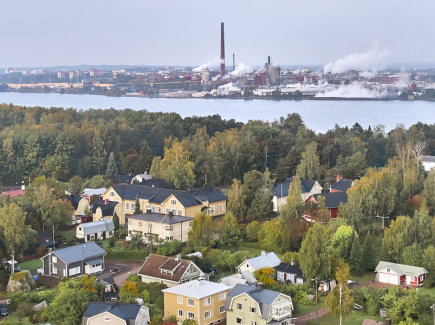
[
  {"xmin": 67, "ymin": 195, "xmax": 90, "ymax": 223},
  {"xmin": 127, "ymin": 210, "xmax": 193, "ymax": 243},
  {"xmin": 76, "ymin": 219, "xmax": 115, "ymax": 242},
  {"xmin": 225, "ymin": 284, "xmax": 293, "ymax": 325},
  {"xmin": 137, "ymin": 254, "xmax": 204, "ymax": 287},
  {"xmin": 103, "ymin": 185, "xmax": 227, "ymax": 225},
  {"xmin": 92, "ymin": 200, "xmax": 122, "ymax": 222},
  {"xmin": 273, "ymin": 178, "xmax": 322, "ymax": 212},
  {"xmin": 82, "ymin": 302, "xmax": 149, "ymax": 325},
  {"xmin": 162, "ymin": 279, "xmax": 231, "ymax": 325}
]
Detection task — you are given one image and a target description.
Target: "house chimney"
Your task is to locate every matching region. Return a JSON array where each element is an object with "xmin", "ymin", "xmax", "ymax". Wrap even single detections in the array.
[
  {"xmin": 261, "ymin": 250, "xmax": 266, "ymax": 256},
  {"xmin": 257, "ymin": 282, "xmax": 263, "ymax": 291},
  {"xmin": 175, "ymin": 254, "xmax": 182, "ymax": 261},
  {"xmin": 336, "ymin": 173, "xmax": 342, "ymax": 182},
  {"xmin": 291, "ymin": 260, "xmax": 295, "ymax": 266},
  {"xmin": 104, "ymin": 199, "xmax": 108, "ymax": 205},
  {"xmin": 146, "ymin": 208, "xmax": 151, "ymax": 214}
]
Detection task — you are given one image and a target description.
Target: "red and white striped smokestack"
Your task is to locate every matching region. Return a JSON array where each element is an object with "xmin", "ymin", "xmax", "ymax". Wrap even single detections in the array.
[{"xmin": 220, "ymin": 22, "xmax": 225, "ymax": 77}]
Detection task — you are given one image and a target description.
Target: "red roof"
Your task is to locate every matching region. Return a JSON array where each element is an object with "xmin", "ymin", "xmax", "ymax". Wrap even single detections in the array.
[{"xmin": 1, "ymin": 189, "xmax": 24, "ymax": 197}]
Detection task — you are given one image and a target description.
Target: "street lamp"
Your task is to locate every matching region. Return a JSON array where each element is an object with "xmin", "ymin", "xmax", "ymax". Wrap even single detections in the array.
[
  {"xmin": 312, "ymin": 278, "xmax": 318, "ymax": 325},
  {"xmin": 82, "ymin": 245, "xmax": 86, "ymax": 276}
]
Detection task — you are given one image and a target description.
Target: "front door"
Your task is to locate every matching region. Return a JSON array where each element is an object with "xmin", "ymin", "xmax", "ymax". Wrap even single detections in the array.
[
  {"xmin": 284, "ymin": 273, "xmax": 287, "ymax": 281},
  {"xmin": 102, "ymin": 232, "xmax": 106, "ymax": 239},
  {"xmin": 87, "ymin": 234, "xmax": 90, "ymax": 242}
]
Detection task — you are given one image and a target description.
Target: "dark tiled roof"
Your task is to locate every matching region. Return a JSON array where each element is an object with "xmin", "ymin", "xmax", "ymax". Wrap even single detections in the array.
[
  {"xmin": 53, "ymin": 242, "xmax": 106, "ymax": 264},
  {"xmin": 273, "ymin": 178, "xmax": 318, "ymax": 198},
  {"xmin": 67, "ymin": 195, "xmax": 83, "ymax": 210},
  {"xmin": 111, "ymin": 185, "xmax": 226, "ymax": 207},
  {"xmin": 127, "ymin": 212, "xmax": 193, "ymax": 224},
  {"xmin": 118, "ymin": 174, "xmax": 135, "ymax": 184},
  {"xmin": 136, "ymin": 179, "xmax": 172, "ymax": 189},
  {"xmin": 330, "ymin": 179, "xmax": 353, "ymax": 193},
  {"xmin": 92, "ymin": 200, "xmax": 119, "ymax": 216},
  {"xmin": 137, "ymin": 254, "xmax": 192, "ymax": 283},
  {"xmin": 83, "ymin": 302, "xmax": 141, "ymax": 320},
  {"xmin": 312, "ymin": 192, "xmax": 348, "ymax": 208},
  {"xmin": 275, "ymin": 262, "xmax": 303, "ymax": 278}
]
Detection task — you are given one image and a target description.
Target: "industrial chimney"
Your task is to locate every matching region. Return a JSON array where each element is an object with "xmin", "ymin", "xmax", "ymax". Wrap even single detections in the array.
[{"xmin": 220, "ymin": 22, "xmax": 225, "ymax": 77}]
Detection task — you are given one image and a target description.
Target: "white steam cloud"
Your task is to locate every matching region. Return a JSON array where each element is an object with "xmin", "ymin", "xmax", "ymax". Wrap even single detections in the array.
[
  {"xmin": 230, "ymin": 63, "xmax": 253, "ymax": 77},
  {"xmin": 315, "ymin": 82, "xmax": 385, "ymax": 98},
  {"xmin": 324, "ymin": 41, "xmax": 389, "ymax": 77},
  {"xmin": 192, "ymin": 58, "xmax": 223, "ymax": 73}
]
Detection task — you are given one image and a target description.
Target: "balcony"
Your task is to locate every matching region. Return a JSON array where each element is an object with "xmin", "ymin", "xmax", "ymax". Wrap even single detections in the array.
[{"xmin": 271, "ymin": 300, "xmax": 292, "ymax": 321}]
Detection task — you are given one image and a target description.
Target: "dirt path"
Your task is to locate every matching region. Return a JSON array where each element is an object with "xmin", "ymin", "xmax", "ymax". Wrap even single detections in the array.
[{"xmin": 295, "ymin": 308, "xmax": 329, "ymax": 325}]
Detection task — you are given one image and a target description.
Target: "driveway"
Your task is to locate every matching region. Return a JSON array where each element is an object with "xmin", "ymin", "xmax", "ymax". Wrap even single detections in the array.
[
  {"xmin": 105, "ymin": 260, "xmax": 143, "ymax": 287},
  {"xmin": 295, "ymin": 308, "xmax": 329, "ymax": 325}
]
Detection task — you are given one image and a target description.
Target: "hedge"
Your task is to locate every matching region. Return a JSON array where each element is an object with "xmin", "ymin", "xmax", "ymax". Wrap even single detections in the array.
[{"xmin": 106, "ymin": 249, "xmax": 147, "ymax": 260}]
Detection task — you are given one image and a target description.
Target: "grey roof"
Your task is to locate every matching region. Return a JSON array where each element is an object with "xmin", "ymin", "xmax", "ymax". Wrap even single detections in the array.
[
  {"xmin": 81, "ymin": 188, "xmax": 107, "ymax": 197},
  {"xmin": 273, "ymin": 178, "xmax": 318, "ymax": 198},
  {"xmin": 98, "ymin": 273, "xmax": 115, "ymax": 285},
  {"xmin": 80, "ymin": 219, "xmax": 115, "ymax": 235},
  {"xmin": 330, "ymin": 179, "xmax": 353, "ymax": 193},
  {"xmin": 312, "ymin": 192, "xmax": 348, "ymax": 208},
  {"xmin": 85, "ymin": 256, "xmax": 104, "ymax": 265},
  {"xmin": 52, "ymin": 242, "xmax": 106, "ymax": 264},
  {"xmin": 240, "ymin": 252, "xmax": 281, "ymax": 271},
  {"xmin": 118, "ymin": 174, "xmax": 135, "ymax": 184},
  {"xmin": 225, "ymin": 284, "xmax": 281, "ymax": 319},
  {"xmin": 375, "ymin": 261, "xmax": 428, "ymax": 277},
  {"xmin": 127, "ymin": 211, "xmax": 193, "ymax": 224},
  {"xmin": 92, "ymin": 200, "xmax": 119, "ymax": 216},
  {"xmin": 218, "ymin": 271, "xmax": 257, "ymax": 287},
  {"xmin": 83, "ymin": 303, "xmax": 141, "ymax": 322},
  {"xmin": 136, "ymin": 179, "xmax": 171, "ymax": 189},
  {"xmin": 111, "ymin": 185, "xmax": 226, "ymax": 207}
]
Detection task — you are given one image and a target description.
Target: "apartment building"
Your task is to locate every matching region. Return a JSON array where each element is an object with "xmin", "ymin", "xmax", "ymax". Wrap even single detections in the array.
[{"xmin": 162, "ymin": 279, "xmax": 231, "ymax": 325}]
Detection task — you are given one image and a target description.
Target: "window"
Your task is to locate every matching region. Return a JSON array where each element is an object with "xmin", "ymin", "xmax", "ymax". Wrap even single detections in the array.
[
  {"xmin": 204, "ymin": 311, "xmax": 211, "ymax": 319},
  {"xmin": 178, "ymin": 310, "xmax": 183, "ymax": 317},
  {"xmin": 104, "ymin": 317, "xmax": 111, "ymax": 321},
  {"xmin": 171, "ymin": 199, "xmax": 176, "ymax": 205},
  {"xmin": 251, "ymin": 322, "xmax": 257, "ymax": 325},
  {"xmin": 157, "ymin": 207, "xmax": 162, "ymax": 213},
  {"xmin": 82, "ymin": 202, "xmax": 85, "ymax": 207},
  {"xmin": 69, "ymin": 266, "xmax": 80, "ymax": 276},
  {"xmin": 139, "ymin": 222, "xmax": 143, "ymax": 227},
  {"xmin": 421, "ymin": 275, "xmax": 424, "ymax": 281},
  {"xmin": 204, "ymin": 297, "xmax": 211, "ymax": 306},
  {"xmin": 126, "ymin": 202, "xmax": 130, "ymax": 210},
  {"xmin": 165, "ymin": 226, "xmax": 174, "ymax": 231},
  {"xmin": 52, "ymin": 256, "xmax": 57, "ymax": 263},
  {"xmin": 187, "ymin": 299, "xmax": 195, "ymax": 306},
  {"xmin": 110, "ymin": 191, "xmax": 114, "ymax": 197},
  {"xmin": 131, "ymin": 203, "xmax": 135, "ymax": 210},
  {"xmin": 166, "ymin": 236, "xmax": 174, "ymax": 242},
  {"xmin": 250, "ymin": 306, "xmax": 256, "ymax": 313},
  {"xmin": 237, "ymin": 303, "xmax": 243, "ymax": 311},
  {"xmin": 209, "ymin": 206, "xmax": 215, "ymax": 214},
  {"xmin": 146, "ymin": 204, "xmax": 150, "ymax": 211},
  {"xmin": 219, "ymin": 306, "xmax": 225, "ymax": 314},
  {"xmin": 236, "ymin": 318, "xmax": 242, "ymax": 324},
  {"xmin": 189, "ymin": 221, "xmax": 192, "ymax": 227},
  {"xmin": 52, "ymin": 265, "xmax": 57, "ymax": 274},
  {"xmin": 128, "ymin": 220, "xmax": 132, "ymax": 225},
  {"xmin": 81, "ymin": 210, "xmax": 84, "ymax": 215},
  {"xmin": 219, "ymin": 292, "xmax": 226, "ymax": 301},
  {"xmin": 177, "ymin": 296, "xmax": 183, "ymax": 304},
  {"xmin": 149, "ymin": 223, "xmax": 153, "ymax": 229},
  {"xmin": 220, "ymin": 204, "xmax": 223, "ymax": 212},
  {"xmin": 151, "ymin": 206, "xmax": 155, "ymax": 212},
  {"xmin": 187, "ymin": 312, "xmax": 195, "ymax": 319},
  {"xmin": 177, "ymin": 209, "xmax": 182, "ymax": 216}
]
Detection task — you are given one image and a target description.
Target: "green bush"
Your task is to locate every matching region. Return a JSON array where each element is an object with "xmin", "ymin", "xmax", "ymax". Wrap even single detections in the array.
[
  {"xmin": 367, "ymin": 298, "xmax": 378, "ymax": 316},
  {"xmin": 156, "ymin": 240, "xmax": 181, "ymax": 256},
  {"xmin": 17, "ymin": 302, "xmax": 33, "ymax": 317},
  {"xmin": 127, "ymin": 274, "xmax": 140, "ymax": 284},
  {"xmin": 422, "ymin": 277, "xmax": 433, "ymax": 289},
  {"xmin": 106, "ymin": 249, "xmax": 147, "ymax": 259},
  {"xmin": 109, "ymin": 237, "xmax": 117, "ymax": 248}
]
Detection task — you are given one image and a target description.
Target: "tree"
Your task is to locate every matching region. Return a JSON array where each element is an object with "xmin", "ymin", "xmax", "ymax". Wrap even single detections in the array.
[
  {"xmin": 296, "ymin": 142, "xmax": 320, "ymax": 180},
  {"xmin": 246, "ymin": 221, "xmax": 261, "ymax": 242},
  {"xmin": 361, "ymin": 232, "xmax": 376, "ymax": 271},
  {"xmin": 253, "ymin": 267, "xmax": 275, "ymax": 285},
  {"xmin": 34, "ymin": 184, "xmax": 55, "ymax": 230},
  {"xmin": 90, "ymin": 175, "xmax": 105, "ymax": 188},
  {"xmin": 159, "ymin": 139, "xmax": 195, "ymax": 190},
  {"xmin": 281, "ymin": 252, "xmax": 299, "ymax": 264},
  {"xmin": 422, "ymin": 245, "xmax": 435, "ymax": 274},
  {"xmin": 227, "ymin": 179, "xmax": 246, "ymax": 221},
  {"xmin": 280, "ymin": 176, "xmax": 303, "ymax": 250},
  {"xmin": 258, "ymin": 220, "xmax": 285, "ymax": 252},
  {"xmin": 134, "ymin": 194, "xmax": 143, "ymax": 215},
  {"xmin": 137, "ymin": 141, "xmax": 154, "ymax": 174},
  {"xmin": 299, "ymin": 223, "xmax": 331, "ymax": 281},
  {"xmin": 383, "ymin": 216, "xmax": 411, "ymax": 262},
  {"xmin": 187, "ymin": 211, "xmax": 213, "ymax": 252},
  {"xmin": 120, "ymin": 280, "xmax": 139, "ymax": 303},
  {"xmin": 69, "ymin": 175, "xmax": 83, "ymax": 196},
  {"xmin": 347, "ymin": 233, "xmax": 362, "ymax": 273},
  {"xmin": 401, "ymin": 243, "xmax": 421, "ymax": 266},
  {"xmin": 113, "ymin": 212, "xmax": 120, "ymax": 230},
  {"xmin": 219, "ymin": 212, "xmax": 241, "ymax": 249},
  {"xmin": 0, "ymin": 203, "xmax": 27, "ymax": 262},
  {"xmin": 105, "ymin": 152, "xmax": 119, "ymax": 183},
  {"xmin": 92, "ymin": 129, "xmax": 106, "ymax": 176},
  {"xmin": 325, "ymin": 262, "xmax": 354, "ymax": 325},
  {"xmin": 423, "ymin": 168, "xmax": 435, "ymax": 214},
  {"xmin": 330, "ymin": 226, "xmax": 356, "ymax": 262},
  {"xmin": 150, "ymin": 157, "xmax": 162, "ymax": 179},
  {"xmin": 247, "ymin": 186, "xmax": 274, "ymax": 221}
]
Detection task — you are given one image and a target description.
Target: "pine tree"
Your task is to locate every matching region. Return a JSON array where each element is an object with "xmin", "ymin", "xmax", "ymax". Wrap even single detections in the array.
[
  {"xmin": 362, "ymin": 232, "xmax": 376, "ymax": 271},
  {"xmin": 113, "ymin": 212, "xmax": 120, "ymax": 230},
  {"xmin": 134, "ymin": 194, "xmax": 142, "ymax": 215},
  {"xmin": 348, "ymin": 233, "xmax": 362, "ymax": 273},
  {"xmin": 380, "ymin": 238, "xmax": 390, "ymax": 262},
  {"xmin": 136, "ymin": 141, "xmax": 154, "ymax": 175},
  {"xmin": 105, "ymin": 152, "xmax": 119, "ymax": 183}
]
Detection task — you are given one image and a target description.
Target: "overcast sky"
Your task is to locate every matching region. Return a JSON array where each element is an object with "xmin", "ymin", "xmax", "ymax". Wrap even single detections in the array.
[{"xmin": 1, "ymin": 0, "xmax": 434, "ymax": 68}]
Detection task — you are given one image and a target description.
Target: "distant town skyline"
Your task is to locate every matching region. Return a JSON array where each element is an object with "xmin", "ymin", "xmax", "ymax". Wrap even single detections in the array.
[{"xmin": 0, "ymin": 0, "xmax": 434, "ymax": 68}]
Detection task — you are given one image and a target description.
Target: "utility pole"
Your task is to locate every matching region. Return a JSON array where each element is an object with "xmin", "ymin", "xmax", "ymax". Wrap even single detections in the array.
[
  {"xmin": 339, "ymin": 283, "xmax": 342, "ymax": 325},
  {"xmin": 82, "ymin": 245, "xmax": 86, "ymax": 276}
]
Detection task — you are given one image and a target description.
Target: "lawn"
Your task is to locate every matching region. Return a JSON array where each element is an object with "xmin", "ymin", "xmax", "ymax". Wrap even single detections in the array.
[
  {"xmin": 4, "ymin": 312, "xmax": 32, "ymax": 325},
  {"xmin": 307, "ymin": 310, "xmax": 384, "ymax": 325},
  {"xmin": 350, "ymin": 271, "xmax": 376, "ymax": 283},
  {"xmin": 222, "ymin": 189, "xmax": 230, "ymax": 196},
  {"xmin": 292, "ymin": 297, "xmax": 325, "ymax": 316},
  {"xmin": 414, "ymin": 287, "xmax": 435, "ymax": 297},
  {"xmin": 18, "ymin": 259, "xmax": 42, "ymax": 273}
]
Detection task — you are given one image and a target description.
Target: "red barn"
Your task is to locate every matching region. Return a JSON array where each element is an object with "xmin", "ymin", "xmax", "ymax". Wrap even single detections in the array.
[{"xmin": 375, "ymin": 261, "xmax": 428, "ymax": 286}]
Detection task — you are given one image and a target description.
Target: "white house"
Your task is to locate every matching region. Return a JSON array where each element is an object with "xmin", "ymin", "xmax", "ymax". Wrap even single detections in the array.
[
  {"xmin": 421, "ymin": 156, "xmax": 435, "ymax": 172},
  {"xmin": 76, "ymin": 219, "xmax": 115, "ymax": 242},
  {"xmin": 132, "ymin": 172, "xmax": 153, "ymax": 183},
  {"xmin": 273, "ymin": 178, "xmax": 322, "ymax": 212},
  {"xmin": 236, "ymin": 251, "xmax": 281, "ymax": 274},
  {"xmin": 375, "ymin": 261, "xmax": 428, "ymax": 286}
]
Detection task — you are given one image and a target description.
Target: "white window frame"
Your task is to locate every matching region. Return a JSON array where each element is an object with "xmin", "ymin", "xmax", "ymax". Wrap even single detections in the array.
[
  {"xmin": 236, "ymin": 317, "xmax": 243, "ymax": 324},
  {"xmin": 131, "ymin": 202, "xmax": 135, "ymax": 210},
  {"xmin": 157, "ymin": 207, "xmax": 162, "ymax": 213},
  {"xmin": 187, "ymin": 312, "xmax": 195, "ymax": 319},
  {"xmin": 178, "ymin": 310, "xmax": 183, "ymax": 317},
  {"xmin": 209, "ymin": 206, "xmax": 215, "ymax": 214},
  {"xmin": 166, "ymin": 208, "xmax": 171, "ymax": 214},
  {"xmin": 69, "ymin": 266, "xmax": 81, "ymax": 276},
  {"xmin": 128, "ymin": 220, "xmax": 132, "ymax": 225},
  {"xmin": 204, "ymin": 311, "xmax": 211, "ymax": 319},
  {"xmin": 204, "ymin": 297, "xmax": 211, "ymax": 306},
  {"xmin": 151, "ymin": 206, "xmax": 155, "ymax": 212},
  {"xmin": 177, "ymin": 209, "xmax": 182, "ymax": 216},
  {"xmin": 250, "ymin": 322, "xmax": 257, "ymax": 325},
  {"xmin": 177, "ymin": 296, "xmax": 183, "ymax": 304},
  {"xmin": 219, "ymin": 292, "xmax": 226, "ymax": 301},
  {"xmin": 126, "ymin": 202, "xmax": 130, "ymax": 210},
  {"xmin": 139, "ymin": 222, "xmax": 143, "ymax": 227},
  {"xmin": 187, "ymin": 299, "xmax": 195, "ymax": 306},
  {"xmin": 250, "ymin": 306, "xmax": 256, "ymax": 313},
  {"xmin": 110, "ymin": 191, "xmax": 114, "ymax": 197},
  {"xmin": 117, "ymin": 207, "xmax": 120, "ymax": 212},
  {"xmin": 146, "ymin": 204, "xmax": 150, "ymax": 211},
  {"xmin": 52, "ymin": 256, "xmax": 57, "ymax": 263},
  {"xmin": 52, "ymin": 265, "xmax": 57, "ymax": 274},
  {"xmin": 219, "ymin": 306, "xmax": 225, "ymax": 314},
  {"xmin": 171, "ymin": 199, "xmax": 176, "ymax": 205},
  {"xmin": 237, "ymin": 303, "xmax": 243, "ymax": 311}
]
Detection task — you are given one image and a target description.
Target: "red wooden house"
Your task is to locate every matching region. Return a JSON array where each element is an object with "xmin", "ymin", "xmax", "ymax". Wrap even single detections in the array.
[
  {"xmin": 304, "ymin": 191, "xmax": 348, "ymax": 221},
  {"xmin": 375, "ymin": 261, "xmax": 428, "ymax": 286}
]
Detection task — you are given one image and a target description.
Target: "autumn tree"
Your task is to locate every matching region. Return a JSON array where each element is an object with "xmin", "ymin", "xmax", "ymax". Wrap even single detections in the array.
[
  {"xmin": 330, "ymin": 225, "xmax": 356, "ymax": 262},
  {"xmin": 187, "ymin": 211, "xmax": 214, "ymax": 252},
  {"xmin": 296, "ymin": 142, "xmax": 320, "ymax": 180},
  {"xmin": 150, "ymin": 157, "xmax": 162, "ymax": 178},
  {"xmin": 258, "ymin": 219, "xmax": 285, "ymax": 252},
  {"xmin": 383, "ymin": 216, "xmax": 411, "ymax": 262},
  {"xmin": 253, "ymin": 267, "xmax": 275, "ymax": 285},
  {"xmin": 246, "ymin": 221, "xmax": 261, "ymax": 242},
  {"xmin": 227, "ymin": 179, "xmax": 246, "ymax": 221},
  {"xmin": 119, "ymin": 280, "xmax": 139, "ymax": 303},
  {"xmin": 219, "ymin": 212, "xmax": 241, "ymax": 249}
]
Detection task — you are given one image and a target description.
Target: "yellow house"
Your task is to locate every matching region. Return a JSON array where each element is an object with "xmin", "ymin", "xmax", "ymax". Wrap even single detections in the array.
[
  {"xmin": 67, "ymin": 195, "xmax": 90, "ymax": 224},
  {"xmin": 162, "ymin": 279, "xmax": 232, "ymax": 325},
  {"xmin": 91, "ymin": 199, "xmax": 122, "ymax": 222},
  {"xmin": 103, "ymin": 185, "xmax": 227, "ymax": 225}
]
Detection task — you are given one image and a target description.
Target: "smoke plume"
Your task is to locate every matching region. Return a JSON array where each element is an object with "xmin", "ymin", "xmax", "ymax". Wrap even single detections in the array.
[
  {"xmin": 192, "ymin": 58, "xmax": 223, "ymax": 73},
  {"xmin": 315, "ymin": 82, "xmax": 385, "ymax": 98},
  {"xmin": 230, "ymin": 63, "xmax": 253, "ymax": 77}
]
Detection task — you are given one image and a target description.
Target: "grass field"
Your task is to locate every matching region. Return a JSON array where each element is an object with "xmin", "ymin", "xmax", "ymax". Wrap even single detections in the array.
[
  {"xmin": 17, "ymin": 259, "xmax": 42, "ymax": 273},
  {"xmin": 307, "ymin": 310, "xmax": 384, "ymax": 325},
  {"xmin": 231, "ymin": 244, "xmax": 284, "ymax": 259},
  {"xmin": 222, "ymin": 189, "xmax": 230, "ymax": 196}
]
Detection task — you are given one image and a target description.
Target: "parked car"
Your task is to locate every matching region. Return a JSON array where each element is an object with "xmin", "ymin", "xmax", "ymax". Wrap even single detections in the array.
[{"xmin": 0, "ymin": 304, "xmax": 9, "ymax": 316}]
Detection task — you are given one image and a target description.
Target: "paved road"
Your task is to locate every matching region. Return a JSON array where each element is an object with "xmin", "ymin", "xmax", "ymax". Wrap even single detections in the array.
[
  {"xmin": 295, "ymin": 308, "xmax": 329, "ymax": 325},
  {"xmin": 106, "ymin": 260, "xmax": 143, "ymax": 287}
]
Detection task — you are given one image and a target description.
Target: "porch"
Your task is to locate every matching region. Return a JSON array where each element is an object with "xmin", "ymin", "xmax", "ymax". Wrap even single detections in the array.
[{"xmin": 271, "ymin": 300, "xmax": 292, "ymax": 321}]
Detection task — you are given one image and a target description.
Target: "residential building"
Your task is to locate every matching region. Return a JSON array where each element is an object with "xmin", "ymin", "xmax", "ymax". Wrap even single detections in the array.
[
  {"xmin": 162, "ymin": 279, "xmax": 231, "ymax": 325},
  {"xmin": 76, "ymin": 219, "xmax": 115, "ymax": 242},
  {"xmin": 90, "ymin": 68, "xmax": 99, "ymax": 76},
  {"xmin": 67, "ymin": 195, "xmax": 90, "ymax": 216},
  {"xmin": 127, "ymin": 209, "xmax": 193, "ymax": 243},
  {"xmin": 118, "ymin": 174, "xmax": 136, "ymax": 185},
  {"xmin": 97, "ymin": 273, "xmax": 118, "ymax": 301},
  {"xmin": 132, "ymin": 172, "xmax": 153, "ymax": 183},
  {"xmin": 92, "ymin": 200, "xmax": 122, "ymax": 222},
  {"xmin": 304, "ymin": 192, "xmax": 348, "ymax": 220},
  {"xmin": 58, "ymin": 71, "xmax": 66, "ymax": 79},
  {"xmin": 218, "ymin": 271, "xmax": 257, "ymax": 287},
  {"xmin": 82, "ymin": 302, "xmax": 150, "ymax": 325},
  {"xmin": 272, "ymin": 178, "xmax": 322, "ymax": 212},
  {"xmin": 81, "ymin": 188, "xmax": 107, "ymax": 202},
  {"xmin": 275, "ymin": 261, "xmax": 304, "ymax": 285},
  {"xmin": 70, "ymin": 71, "xmax": 78, "ymax": 79},
  {"xmin": 40, "ymin": 242, "xmax": 106, "ymax": 279},
  {"xmin": 421, "ymin": 156, "xmax": 435, "ymax": 171},
  {"xmin": 225, "ymin": 284, "xmax": 293, "ymax": 325},
  {"xmin": 137, "ymin": 254, "xmax": 204, "ymax": 287},
  {"xmin": 329, "ymin": 176, "xmax": 353, "ymax": 193},
  {"xmin": 135, "ymin": 178, "xmax": 171, "ymax": 189},
  {"xmin": 237, "ymin": 251, "xmax": 281, "ymax": 275},
  {"xmin": 103, "ymin": 185, "xmax": 227, "ymax": 225},
  {"xmin": 375, "ymin": 261, "xmax": 428, "ymax": 286}
]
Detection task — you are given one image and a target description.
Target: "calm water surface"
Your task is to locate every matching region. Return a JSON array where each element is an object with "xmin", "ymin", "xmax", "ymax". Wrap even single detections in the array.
[{"xmin": 1, "ymin": 92, "xmax": 435, "ymax": 133}]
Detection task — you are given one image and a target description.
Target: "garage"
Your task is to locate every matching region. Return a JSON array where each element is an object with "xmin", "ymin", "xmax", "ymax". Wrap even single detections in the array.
[
  {"xmin": 378, "ymin": 273, "xmax": 389, "ymax": 283},
  {"xmin": 388, "ymin": 275, "xmax": 398, "ymax": 285}
]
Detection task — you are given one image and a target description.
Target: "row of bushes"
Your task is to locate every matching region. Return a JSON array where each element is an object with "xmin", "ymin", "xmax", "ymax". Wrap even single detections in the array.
[
  {"xmin": 9, "ymin": 288, "xmax": 56, "ymax": 308},
  {"xmin": 106, "ymin": 249, "xmax": 148, "ymax": 259}
]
